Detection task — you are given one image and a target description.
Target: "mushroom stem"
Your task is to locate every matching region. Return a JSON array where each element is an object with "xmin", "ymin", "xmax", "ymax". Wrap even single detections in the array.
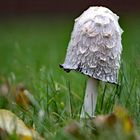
[{"xmin": 80, "ymin": 77, "xmax": 99, "ymax": 118}]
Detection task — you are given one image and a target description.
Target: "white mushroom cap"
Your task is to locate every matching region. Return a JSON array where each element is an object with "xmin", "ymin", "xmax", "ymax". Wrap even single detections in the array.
[{"xmin": 60, "ymin": 6, "xmax": 123, "ymax": 84}]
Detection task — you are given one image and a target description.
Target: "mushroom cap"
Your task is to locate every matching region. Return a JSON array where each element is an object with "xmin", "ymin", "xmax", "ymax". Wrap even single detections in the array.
[{"xmin": 60, "ymin": 6, "xmax": 123, "ymax": 84}]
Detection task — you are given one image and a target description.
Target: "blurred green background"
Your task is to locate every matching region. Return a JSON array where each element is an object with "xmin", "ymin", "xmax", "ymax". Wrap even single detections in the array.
[
  {"xmin": 0, "ymin": 0, "xmax": 140, "ymax": 116},
  {"xmin": 0, "ymin": 1, "xmax": 140, "ymax": 139}
]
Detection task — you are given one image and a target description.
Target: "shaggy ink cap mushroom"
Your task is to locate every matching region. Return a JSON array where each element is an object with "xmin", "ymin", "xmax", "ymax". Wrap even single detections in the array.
[
  {"xmin": 60, "ymin": 6, "xmax": 123, "ymax": 84},
  {"xmin": 60, "ymin": 6, "xmax": 123, "ymax": 118}
]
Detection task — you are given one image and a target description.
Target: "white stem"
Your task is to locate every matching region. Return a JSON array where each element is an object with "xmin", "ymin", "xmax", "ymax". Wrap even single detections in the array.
[{"xmin": 80, "ymin": 77, "xmax": 99, "ymax": 118}]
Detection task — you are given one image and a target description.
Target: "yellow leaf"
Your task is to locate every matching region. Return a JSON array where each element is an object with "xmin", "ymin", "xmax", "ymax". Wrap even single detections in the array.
[
  {"xmin": 0, "ymin": 109, "xmax": 44, "ymax": 140},
  {"xmin": 114, "ymin": 106, "xmax": 128, "ymax": 120},
  {"xmin": 114, "ymin": 106, "xmax": 134, "ymax": 134},
  {"xmin": 20, "ymin": 135, "xmax": 33, "ymax": 140},
  {"xmin": 123, "ymin": 116, "xmax": 133, "ymax": 134}
]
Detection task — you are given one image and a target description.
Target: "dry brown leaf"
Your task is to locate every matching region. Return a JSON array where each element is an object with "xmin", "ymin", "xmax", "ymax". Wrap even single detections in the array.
[
  {"xmin": 65, "ymin": 121, "xmax": 80, "ymax": 136},
  {"xmin": 0, "ymin": 109, "xmax": 45, "ymax": 140},
  {"xmin": 0, "ymin": 81, "xmax": 33, "ymax": 109},
  {"xmin": 94, "ymin": 106, "xmax": 134, "ymax": 136},
  {"xmin": 94, "ymin": 113, "xmax": 117, "ymax": 128},
  {"xmin": 14, "ymin": 83, "xmax": 31, "ymax": 108},
  {"xmin": 1, "ymin": 79, "xmax": 39, "ymax": 112}
]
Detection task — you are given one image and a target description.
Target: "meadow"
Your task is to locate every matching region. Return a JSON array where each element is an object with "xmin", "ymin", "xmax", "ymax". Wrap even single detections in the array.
[{"xmin": 0, "ymin": 15, "xmax": 140, "ymax": 139}]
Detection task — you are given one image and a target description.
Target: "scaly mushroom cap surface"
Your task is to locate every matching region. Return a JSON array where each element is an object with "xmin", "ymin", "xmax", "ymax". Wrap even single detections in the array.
[{"xmin": 60, "ymin": 6, "xmax": 123, "ymax": 84}]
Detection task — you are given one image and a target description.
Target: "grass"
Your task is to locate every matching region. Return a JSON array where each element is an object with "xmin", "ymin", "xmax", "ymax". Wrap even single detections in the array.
[{"xmin": 0, "ymin": 15, "xmax": 140, "ymax": 139}]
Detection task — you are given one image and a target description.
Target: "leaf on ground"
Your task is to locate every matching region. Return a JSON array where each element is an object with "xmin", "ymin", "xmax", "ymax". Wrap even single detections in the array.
[
  {"xmin": 13, "ymin": 83, "xmax": 31, "ymax": 108},
  {"xmin": 0, "ymin": 109, "xmax": 45, "ymax": 140},
  {"xmin": 94, "ymin": 113, "xmax": 117, "ymax": 128},
  {"xmin": 65, "ymin": 121, "xmax": 80, "ymax": 136},
  {"xmin": 93, "ymin": 106, "xmax": 138, "ymax": 140},
  {"xmin": 0, "ymin": 81, "xmax": 38, "ymax": 109},
  {"xmin": 114, "ymin": 106, "xmax": 134, "ymax": 134}
]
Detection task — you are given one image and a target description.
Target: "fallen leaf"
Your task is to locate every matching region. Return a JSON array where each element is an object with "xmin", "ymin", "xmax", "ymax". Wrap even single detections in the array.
[
  {"xmin": 94, "ymin": 113, "xmax": 117, "ymax": 128},
  {"xmin": 114, "ymin": 106, "xmax": 134, "ymax": 134},
  {"xmin": 0, "ymin": 109, "xmax": 44, "ymax": 140},
  {"xmin": 14, "ymin": 83, "xmax": 31, "ymax": 108},
  {"xmin": 93, "ymin": 106, "xmax": 137, "ymax": 140},
  {"xmin": 65, "ymin": 121, "xmax": 80, "ymax": 136}
]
